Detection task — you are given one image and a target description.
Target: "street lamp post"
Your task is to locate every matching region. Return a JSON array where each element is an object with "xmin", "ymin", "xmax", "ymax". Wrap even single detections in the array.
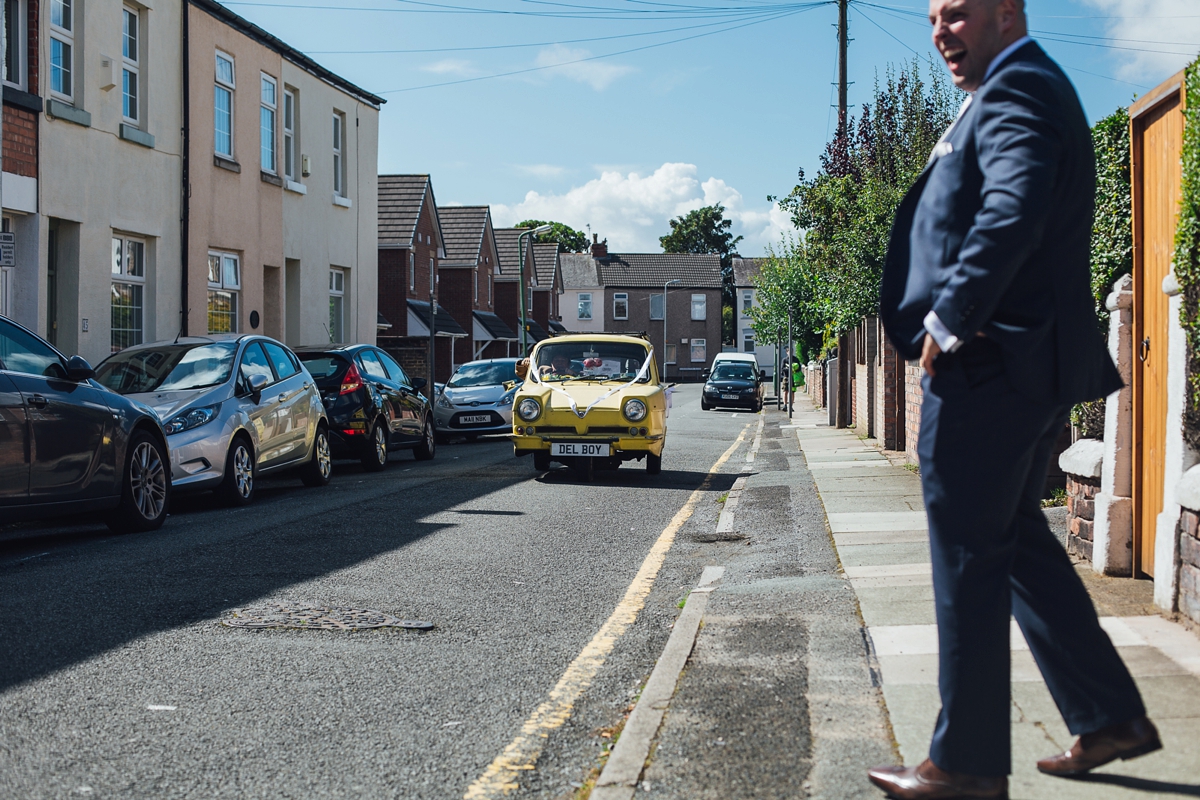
[
  {"xmin": 662, "ymin": 279, "xmax": 679, "ymax": 380},
  {"xmin": 517, "ymin": 224, "xmax": 553, "ymax": 356}
]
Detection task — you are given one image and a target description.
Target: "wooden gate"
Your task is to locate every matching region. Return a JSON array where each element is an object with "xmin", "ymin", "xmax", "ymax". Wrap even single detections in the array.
[{"xmin": 1131, "ymin": 74, "xmax": 1185, "ymax": 578}]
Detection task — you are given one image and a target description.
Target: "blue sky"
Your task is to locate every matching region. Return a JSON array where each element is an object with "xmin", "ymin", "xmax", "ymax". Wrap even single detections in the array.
[{"xmin": 226, "ymin": 0, "xmax": 1198, "ymax": 253}]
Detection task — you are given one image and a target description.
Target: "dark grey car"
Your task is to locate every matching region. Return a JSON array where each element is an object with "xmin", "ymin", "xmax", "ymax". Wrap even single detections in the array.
[{"xmin": 0, "ymin": 316, "xmax": 171, "ymax": 531}]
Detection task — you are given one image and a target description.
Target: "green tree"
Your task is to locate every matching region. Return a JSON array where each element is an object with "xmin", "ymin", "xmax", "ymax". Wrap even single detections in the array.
[
  {"xmin": 748, "ymin": 236, "xmax": 823, "ymax": 360},
  {"xmin": 1090, "ymin": 107, "xmax": 1133, "ymax": 323},
  {"xmin": 659, "ymin": 204, "xmax": 744, "ymax": 310},
  {"xmin": 517, "ymin": 220, "xmax": 589, "ymax": 253}
]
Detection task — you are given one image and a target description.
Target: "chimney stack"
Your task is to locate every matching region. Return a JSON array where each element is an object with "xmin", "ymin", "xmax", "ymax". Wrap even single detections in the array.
[{"xmin": 590, "ymin": 233, "xmax": 607, "ymax": 258}]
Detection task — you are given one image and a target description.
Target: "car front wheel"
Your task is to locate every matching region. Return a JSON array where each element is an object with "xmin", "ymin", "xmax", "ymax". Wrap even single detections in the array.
[
  {"xmin": 107, "ymin": 430, "xmax": 170, "ymax": 533},
  {"xmin": 218, "ymin": 435, "xmax": 256, "ymax": 506},
  {"xmin": 646, "ymin": 452, "xmax": 662, "ymax": 475},
  {"xmin": 413, "ymin": 416, "xmax": 436, "ymax": 461},
  {"xmin": 301, "ymin": 426, "xmax": 333, "ymax": 487}
]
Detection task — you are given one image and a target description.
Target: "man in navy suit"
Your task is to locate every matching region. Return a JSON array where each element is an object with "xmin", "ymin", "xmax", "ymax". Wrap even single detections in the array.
[{"xmin": 871, "ymin": 0, "xmax": 1160, "ymax": 797}]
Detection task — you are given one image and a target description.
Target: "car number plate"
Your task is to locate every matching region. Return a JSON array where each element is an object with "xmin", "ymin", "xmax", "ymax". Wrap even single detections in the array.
[
  {"xmin": 551, "ymin": 442, "xmax": 611, "ymax": 457},
  {"xmin": 721, "ymin": 394, "xmax": 740, "ymax": 400},
  {"xmin": 459, "ymin": 414, "xmax": 492, "ymax": 425}
]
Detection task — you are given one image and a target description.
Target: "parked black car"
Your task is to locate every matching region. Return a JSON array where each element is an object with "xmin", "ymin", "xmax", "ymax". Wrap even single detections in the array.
[
  {"xmin": 0, "ymin": 316, "xmax": 171, "ymax": 531},
  {"xmin": 701, "ymin": 361, "xmax": 765, "ymax": 411},
  {"xmin": 294, "ymin": 344, "xmax": 435, "ymax": 470}
]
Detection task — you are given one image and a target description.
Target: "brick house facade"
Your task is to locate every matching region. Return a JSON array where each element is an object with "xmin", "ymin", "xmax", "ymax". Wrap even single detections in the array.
[{"xmin": 492, "ymin": 227, "xmax": 536, "ymax": 357}]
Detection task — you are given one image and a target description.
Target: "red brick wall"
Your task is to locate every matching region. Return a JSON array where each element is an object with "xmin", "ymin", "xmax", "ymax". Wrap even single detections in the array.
[
  {"xmin": 3, "ymin": 106, "xmax": 37, "ymax": 178},
  {"xmin": 1178, "ymin": 508, "xmax": 1200, "ymax": 624},
  {"xmin": 875, "ymin": 333, "xmax": 902, "ymax": 451},
  {"xmin": 413, "ymin": 204, "xmax": 439, "ymax": 302},
  {"xmin": 1066, "ymin": 475, "xmax": 1098, "ymax": 563},
  {"xmin": 378, "ymin": 248, "xmax": 409, "ymax": 336},
  {"xmin": 495, "ymin": 281, "xmax": 519, "ymax": 335},
  {"xmin": 532, "ymin": 290, "xmax": 550, "ymax": 328},
  {"xmin": 905, "ymin": 362, "xmax": 923, "ymax": 466},
  {"xmin": 438, "ymin": 268, "xmax": 474, "ymax": 335},
  {"xmin": 27, "ymin": 0, "xmax": 38, "ymax": 96}
]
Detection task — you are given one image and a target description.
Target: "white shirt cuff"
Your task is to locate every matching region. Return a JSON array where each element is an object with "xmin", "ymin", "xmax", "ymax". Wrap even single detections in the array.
[{"xmin": 924, "ymin": 310, "xmax": 962, "ymax": 353}]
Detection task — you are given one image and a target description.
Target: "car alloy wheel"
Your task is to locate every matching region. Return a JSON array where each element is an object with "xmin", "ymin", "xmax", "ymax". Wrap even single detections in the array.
[
  {"xmin": 129, "ymin": 440, "xmax": 168, "ymax": 521},
  {"xmin": 302, "ymin": 427, "xmax": 334, "ymax": 487},
  {"xmin": 363, "ymin": 422, "xmax": 388, "ymax": 471},
  {"xmin": 232, "ymin": 443, "xmax": 254, "ymax": 499},
  {"xmin": 316, "ymin": 431, "xmax": 332, "ymax": 479}
]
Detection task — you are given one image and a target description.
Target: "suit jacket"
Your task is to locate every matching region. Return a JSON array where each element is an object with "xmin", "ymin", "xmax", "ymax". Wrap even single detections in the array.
[{"xmin": 879, "ymin": 41, "xmax": 1121, "ymax": 405}]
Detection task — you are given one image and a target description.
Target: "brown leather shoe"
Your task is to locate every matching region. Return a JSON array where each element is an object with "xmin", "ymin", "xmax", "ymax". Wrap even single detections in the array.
[
  {"xmin": 867, "ymin": 759, "xmax": 1008, "ymax": 799},
  {"xmin": 1036, "ymin": 715, "xmax": 1161, "ymax": 776}
]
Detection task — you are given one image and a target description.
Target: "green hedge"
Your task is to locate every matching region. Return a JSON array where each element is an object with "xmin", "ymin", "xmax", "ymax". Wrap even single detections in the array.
[{"xmin": 1176, "ymin": 60, "xmax": 1200, "ymax": 449}]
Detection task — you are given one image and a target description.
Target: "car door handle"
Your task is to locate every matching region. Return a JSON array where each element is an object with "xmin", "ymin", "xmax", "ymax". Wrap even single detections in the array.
[
  {"xmin": 28, "ymin": 394, "xmax": 48, "ymax": 409},
  {"xmin": 278, "ymin": 393, "xmax": 288, "ymax": 402}
]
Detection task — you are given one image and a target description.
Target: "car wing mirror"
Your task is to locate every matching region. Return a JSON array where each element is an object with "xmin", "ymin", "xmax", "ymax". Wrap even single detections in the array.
[
  {"xmin": 411, "ymin": 377, "xmax": 427, "ymax": 391},
  {"xmin": 701, "ymin": 369, "xmax": 709, "ymax": 379},
  {"xmin": 247, "ymin": 373, "xmax": 269, "ymax": 402},
  {"xmin": 65, "ymin": 355, "xmax": 96, "ymax": 382}
]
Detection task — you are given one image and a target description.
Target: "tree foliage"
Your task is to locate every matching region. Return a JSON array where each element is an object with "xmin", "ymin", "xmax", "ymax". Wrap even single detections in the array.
[
  {"xmin": 660, "ymin": 204, "xmax": 744, "ymax": 308},
  {"xmin": 517, "ymin": 219, "xmax": 589, "ymax": 253},
  {"xmin": 768, "ymin": 61, "xmax": 961, "ymax": 351},
  {"xmin": 747, "ymin": 237, "xmax": 824, "ymax": 361},
  {"xmin": 1091, "ymin": 108, "xmax": 1133, "ymax": 324}
]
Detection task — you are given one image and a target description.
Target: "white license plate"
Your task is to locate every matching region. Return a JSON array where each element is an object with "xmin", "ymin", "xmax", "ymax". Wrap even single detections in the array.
[
  {"xmin": 551, "ymin": 442, "xmax": 611, "ymax": 457},
  {"xmin": 721, "ymin": 394, "xmax": 741, "ymax": 400},
  {"xmin": 458, "ymin": 414, "xmax": 492, "ymax": 425}
]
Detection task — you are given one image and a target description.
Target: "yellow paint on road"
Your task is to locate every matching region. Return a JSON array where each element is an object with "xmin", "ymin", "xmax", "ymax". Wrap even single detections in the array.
[{"xmin": 463, "ymin": 425, "xmax": 752, "ymax": 798}]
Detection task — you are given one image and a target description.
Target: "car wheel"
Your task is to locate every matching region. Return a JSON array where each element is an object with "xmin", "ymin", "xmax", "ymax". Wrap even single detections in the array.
[
  {"xmin": 106, "ymin": 430, "xmax": 170, "ymax": 533},
  {"xmin": 413, "ymin": 416, "xmax": 436, "ymax": 461},
  {"xmin": 218, "ymin": 435, "xmax": 256, "ymax": 506},
  {"xmin": 362, "ymin": 421, "xmax": 389, "ymax": 472},
  {"xmin": 435, "ymin": 431, "xmax": 449, "ymax": 445},
  {"xmin": 301, "ymin": 425, "xmax": 333, "ymax": 487},
  {"xmin": 753, "ymin": 400, "xmax": 763, "ymax": 413},
  {"xmin": 646, "ymin": 452, "xmax": 662, "ymax": 475},
  {"xmin": 701, "ymin": 399, "xmax": 711, "ymax": 411},
  {"xmin": 533, "ymin": 451, "xmax": 551, "ymax": 471}
]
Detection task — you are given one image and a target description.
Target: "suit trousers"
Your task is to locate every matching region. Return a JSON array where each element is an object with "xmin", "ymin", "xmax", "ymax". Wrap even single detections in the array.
[{"xmin": 918, "ymin": 341, "xmax": 1145, "ymax": 776}]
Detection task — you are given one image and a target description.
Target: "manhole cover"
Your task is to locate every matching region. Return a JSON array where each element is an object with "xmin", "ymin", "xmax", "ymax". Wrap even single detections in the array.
[{"xmin": 220, "ymin": 603, "xmax": 434, "ymax": 631}]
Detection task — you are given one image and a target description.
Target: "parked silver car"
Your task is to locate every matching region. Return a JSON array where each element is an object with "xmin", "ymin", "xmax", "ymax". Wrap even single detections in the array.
[
  {"xmin": 433, "ymin": 358, "xmax": 520, "ymax": 442},
  {"xmin": 95, "ymin": 335, "xmax": 331, "ymax": 505}
]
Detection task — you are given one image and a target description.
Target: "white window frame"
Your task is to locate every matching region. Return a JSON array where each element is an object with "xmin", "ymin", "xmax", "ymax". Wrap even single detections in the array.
[
  {"xmin": 742, "ymin": 290, "xmax": 753, "ymax": 317},
  {"xmin": 613, "ymin": 292, "xmax": 628, "ymax": 321},
  {"xmin": 577, "ymin": 292, "xmax": 592, "ymax": 321},
  {"xmin": 282, "ymin": 87, "xmax": 297, "ymax": 181},
  {"xmin": 474, "ymin": 267, "xmax": 479, "ymax": 304},
  {"xmin": 488, "ymin": 272, "xmax": 493, "ymax": 306},
  {"xmin": 649, "ymin": 293, "xmax": 664, "ymax": 321},
  {"xmin": 743, "ymin": 328, "xmax": 755, "ymax": 353},
  {"xmin": 121, "ymin": 5, "xmax": 140, "ymax": 125},
  {"xmin": 664, "ymin": 343, "xmax": 677, "ymax": 365},
  {"xmin": 111, "ymin": 235, "xmax": 146, "ymax": 352},
  {"xmin": 3, "ymin": 0, "xmax": 27, "ymax": 91},
  {"xmin": 214, "ymin": 51, "xmax": 236, "ymax": 159},
  {"xmin": 690, "ymin": 338, "xmax": 707, "ymax": 363},
  {"xmin": 260, "ymin": 73, "xmax": 278, "ymax": 174},
  {"xmin": 207, "ymin": 250, "xmax": 241, "ymax": 334},
  {"xmin": 332, "ymin": 111, "xmax": 346, "ymax": 196},
  {"xmin": 49, "ymin": 0, "xmax": 73, "ymax": 101},
  {"xmin": 329, "ymin": 268, "xmax": 345, "ymax": 343},
  {"xmin": 409, "ymin": 252, "xmax": 416, "ymax": 291},
  {"xmin": 691, "ymin": 293, "xmax": 706, "ymax": 321}
]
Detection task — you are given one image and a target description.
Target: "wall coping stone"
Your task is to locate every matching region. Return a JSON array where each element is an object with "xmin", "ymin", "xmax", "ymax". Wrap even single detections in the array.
[
  {"xmin": 3, "ymin": 87, "xmax": 43, "ymax": 114},
  {"xmin": 1106, "ymin": 273, "xmax": 1133, "ymax": 311},
  {"xmin": 1177, "ymin": 465, "xmax": 1200, "ymax": 512},
  {"xmin": 1060, "ymin": 438, "xmax": 1104, "ymax": 479}
]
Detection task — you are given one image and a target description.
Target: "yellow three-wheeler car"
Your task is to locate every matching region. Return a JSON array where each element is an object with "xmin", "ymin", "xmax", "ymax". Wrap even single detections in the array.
[{"xmin": 511, "ymin": 334, "xmax": 668, "ymax": 480}]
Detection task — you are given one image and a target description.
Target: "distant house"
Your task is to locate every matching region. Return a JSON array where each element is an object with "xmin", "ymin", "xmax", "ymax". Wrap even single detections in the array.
[
  {"xmin": 377, "ymin": 174, "xmax": 450, "ymax": 383},
  {"xmin": 492, "ymin": 227, "xmax": 537, "ymax": 355},
  {"xmin": 531, "ymin": 241, "xmax": 563, "ymax": 331},
  {"xmin": 732, "ymin": 257, "xmax": 775, "ymax": 378},
  {"xmin": 560, "ymin": 253, "xmax": 604, "ymax": 334},
  {"xmin": 436, "ymin": 205, "xmax": 511, "ymax": 365},
  {"xmin": 590, "ymin": 241, "xmax": 722, "ymax": 381}
]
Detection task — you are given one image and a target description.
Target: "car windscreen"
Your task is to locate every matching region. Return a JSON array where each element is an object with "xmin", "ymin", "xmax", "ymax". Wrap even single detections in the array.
[
  {"xmin": 298, "ymin": 353, "xmax": 349, "ymax": 384},
  {"xmin": 534, "ymin": 342, "xmax": 652, "ymax": 383},
  {"xmin": 96, "ymin": 342, "xmax": 238, "ymax": 394},
  {"xmin": 712, "ymin": 364, "xmax": 755, "ymax": 381},
  {"xmin": 448, "ymin": 361, "xmax": 518, "ymax": 388}
]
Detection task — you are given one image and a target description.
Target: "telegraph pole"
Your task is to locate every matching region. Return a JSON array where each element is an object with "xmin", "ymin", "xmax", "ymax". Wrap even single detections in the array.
[{"xmin": 837, "ymin": 0, "xmax": 849, "ymax": 137}]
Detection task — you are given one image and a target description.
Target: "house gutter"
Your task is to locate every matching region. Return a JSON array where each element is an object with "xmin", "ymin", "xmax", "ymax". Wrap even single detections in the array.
[{"xmin": 180, "ymin": 0, "xmax": 191, "ymax": 336}]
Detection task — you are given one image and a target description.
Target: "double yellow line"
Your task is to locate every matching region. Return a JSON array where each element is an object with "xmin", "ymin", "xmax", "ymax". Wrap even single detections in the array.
[{"xmin": 464, "ymin": 424, "xmax": 751, "ymax": 798}]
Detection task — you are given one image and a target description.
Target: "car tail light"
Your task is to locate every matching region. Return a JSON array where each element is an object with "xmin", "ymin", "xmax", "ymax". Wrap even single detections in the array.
[{"xmin": 339, "ymin": 362, "xmax": 362, "ymax": 395}]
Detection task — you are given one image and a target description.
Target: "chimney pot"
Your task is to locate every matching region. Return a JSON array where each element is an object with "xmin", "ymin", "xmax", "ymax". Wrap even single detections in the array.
[{"xmin": 592, "ymin": 233, "xmax": 598, "ymax": 244}]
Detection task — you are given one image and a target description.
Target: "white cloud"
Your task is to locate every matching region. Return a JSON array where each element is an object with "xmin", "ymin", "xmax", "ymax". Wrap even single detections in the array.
[
  {"xmin": 514, "ymin": 163, "xmax": 567, "ymax": 179},
  {"xmin": 491, "ymin": 162, "xmax": 791, "ymax": 254},
  {"xmin": 1080, "ymin": 0, "xmax": 1200, "ymax": 81},
  {"xmin": 421, "ymin": 59, "xmax": 476, "ymax": 76},
  {"xmin": 533, "ymin": 45, "xmax": 635, "ymax": 90}
]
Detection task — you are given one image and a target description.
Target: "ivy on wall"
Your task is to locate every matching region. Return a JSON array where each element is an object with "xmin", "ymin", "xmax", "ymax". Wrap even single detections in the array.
[{"xmin": 1175, "ymin": 60, "xmax": 1200, "ymax": 450}]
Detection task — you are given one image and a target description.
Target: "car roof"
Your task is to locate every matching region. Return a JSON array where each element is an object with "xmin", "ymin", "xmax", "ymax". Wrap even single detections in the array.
[
  {"xmin": 532, "ymin": 333, "xmax": 651, "ymax": 349},
  {"xmin": 292, "ymin": 343, "xmax": 371, "ymax": 353},
  {"xmin": 713, "ymin": 353, "xmax": 757, "ymax": 360},
  {"xmin": 456, "ymin": 357, "xmax": 520, "ymax": 367}
]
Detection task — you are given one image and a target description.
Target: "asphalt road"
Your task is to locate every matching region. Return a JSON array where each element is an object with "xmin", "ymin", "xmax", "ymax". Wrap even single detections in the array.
[{"xmin": 0, "ymin": 384, "xmax": 754, "ymax": 799}]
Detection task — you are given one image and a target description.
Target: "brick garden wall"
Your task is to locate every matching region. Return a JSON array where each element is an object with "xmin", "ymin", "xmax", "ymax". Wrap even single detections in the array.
[
  {"xmin": 876, "ymin": 336, "xmax": 902, "ymax": 451},
  {"xmin": 1178, "ymin": 508, "xmax": 1200, "ymax": 624},
  {"xmin": 1066, "ymin": 475, "xmax": 1099, "ymax": 562},
  {"xmin": 904, "ymin": 362, "xmax": 923, "ymax": 465}
]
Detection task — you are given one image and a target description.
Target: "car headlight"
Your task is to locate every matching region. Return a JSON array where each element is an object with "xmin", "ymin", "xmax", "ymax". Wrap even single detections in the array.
[
  {"xmin": 623, "ymin": 398, "xmax": 648, "ymax": 422},
  {"xmin": 517, "ymin": 397, "xmax": 541, "ymax": 422},
  {"xmin": 164, "ymin": 404, "xmax": 219, "ymax": 435},
  {"xmin": 436, "ymin": 393, "xmax": 454, "ymax": 409},
  {"xmin": 499, "ymin": 388, "xmax": 517, "ymax": 406}
]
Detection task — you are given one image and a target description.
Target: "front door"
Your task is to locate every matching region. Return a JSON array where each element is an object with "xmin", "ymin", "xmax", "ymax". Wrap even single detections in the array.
[{"xmin": 1132, "ymin": 86, "xmax": 1184, "ymax": 578}]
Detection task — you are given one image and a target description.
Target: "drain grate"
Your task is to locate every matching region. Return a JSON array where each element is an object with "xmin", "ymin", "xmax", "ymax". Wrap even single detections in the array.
[{"xmin": 221, "ymin": 603, "xmax": 434, "ymax": 631}]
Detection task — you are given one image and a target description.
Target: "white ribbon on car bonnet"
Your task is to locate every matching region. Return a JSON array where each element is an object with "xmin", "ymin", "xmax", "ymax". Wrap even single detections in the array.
[{"xmin": 529, "ymin": 349, "xmax": 654, "ymax": 419}]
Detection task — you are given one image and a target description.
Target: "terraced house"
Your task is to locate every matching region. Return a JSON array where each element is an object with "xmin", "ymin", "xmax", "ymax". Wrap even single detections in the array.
[{"xmin": 434, "ymin": 204, "xmax": 513, "ymax": 363}]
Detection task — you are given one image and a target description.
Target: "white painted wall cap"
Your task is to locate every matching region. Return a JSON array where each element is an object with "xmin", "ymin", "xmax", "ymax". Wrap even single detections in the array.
[
  {"xmin": 1059, "ymin": 438, "xmax": 1104, "ymax": 479},
  {"xmin": 1106, "ymin": 273, "xmax": 1133, "ymax": 311},
  {"xmin": 1163, "ymin": 270, "xmax": 1181, "ymax": 297},
  {"xmin": 1176, "ymin": 464, "xmax": 1200, "ymax": 512}
]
